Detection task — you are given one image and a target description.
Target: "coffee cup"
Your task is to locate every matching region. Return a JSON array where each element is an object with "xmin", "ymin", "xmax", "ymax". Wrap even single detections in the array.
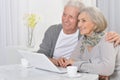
[
  {"xmin": 21, "ymin": 58, "xmax": 29, "ymax": 67},
  {"xmin": 67, "ymin": 66, "xmax": 77, "ymax": 77}
]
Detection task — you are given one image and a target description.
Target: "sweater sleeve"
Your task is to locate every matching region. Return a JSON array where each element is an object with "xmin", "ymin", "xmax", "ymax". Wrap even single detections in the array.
[
  {"xmin": 37, "ymin": 26, "xmax": 54, "ymax": 57},
  {"xmin": 73, "ymin": 36, "xmax": 117, "ymax": 76}
]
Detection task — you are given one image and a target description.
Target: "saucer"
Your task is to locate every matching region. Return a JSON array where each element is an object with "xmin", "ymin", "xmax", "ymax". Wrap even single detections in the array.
[{"xmin": 64, "ymin": 73, "xmax": 82, "ymax": 78}]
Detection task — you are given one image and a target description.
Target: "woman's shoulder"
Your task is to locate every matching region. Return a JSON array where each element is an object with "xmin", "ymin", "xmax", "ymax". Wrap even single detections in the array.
[{"xmin": 99, "ymin": 33, "xmax": 114, "ymax": 47}]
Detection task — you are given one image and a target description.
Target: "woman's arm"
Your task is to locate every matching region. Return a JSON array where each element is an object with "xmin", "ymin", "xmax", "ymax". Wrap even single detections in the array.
[{"xmin": 73, "ymin": 36, "xmax": 117, "ymax": 76}]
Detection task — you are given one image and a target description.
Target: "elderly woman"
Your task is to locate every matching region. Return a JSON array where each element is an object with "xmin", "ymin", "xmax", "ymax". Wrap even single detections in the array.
[{"xmin": 64, "ymin": 7, "xmax": 120, "ymax": 80}]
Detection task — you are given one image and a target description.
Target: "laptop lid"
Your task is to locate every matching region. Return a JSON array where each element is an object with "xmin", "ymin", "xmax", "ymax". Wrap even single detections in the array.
[{"xmin": 18, "ymin": 50, "xmax": 67, "ymax": 73}]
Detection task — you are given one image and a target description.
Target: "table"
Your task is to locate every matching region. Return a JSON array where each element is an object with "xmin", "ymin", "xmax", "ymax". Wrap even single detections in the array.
[{"xmin": 0, "ymin": 64, "xmax": 98, "ymax": 80}]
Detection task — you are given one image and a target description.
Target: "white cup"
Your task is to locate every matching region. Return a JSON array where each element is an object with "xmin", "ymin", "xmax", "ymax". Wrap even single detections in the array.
[
  {"xmin": 67, "ymin": 66, "xmax": 77, "ymax": 77},
  {"xmin": 21, "ymin": 58, "xmax": 29, "ymax": 67}
]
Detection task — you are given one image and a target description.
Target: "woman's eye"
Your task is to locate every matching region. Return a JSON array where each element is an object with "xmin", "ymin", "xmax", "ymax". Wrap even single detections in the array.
[{"xmin": 78, "ymin": 19, "xmax": 87, "ymax": 23}]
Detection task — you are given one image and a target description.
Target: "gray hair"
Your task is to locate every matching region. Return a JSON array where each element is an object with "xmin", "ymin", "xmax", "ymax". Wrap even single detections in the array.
[
  {"xmin": 65, "ymin": 0, "xmax": 85, "ymax": 12},
  {"xmin": 79, "ymin": 7, "xmax": 107, "ymax": 33}
]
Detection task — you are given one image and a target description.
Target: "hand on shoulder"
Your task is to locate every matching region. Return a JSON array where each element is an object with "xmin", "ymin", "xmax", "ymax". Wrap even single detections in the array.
[{"xmin": 106, "ymin": 31, "xmax": 120, "ymax": 46}]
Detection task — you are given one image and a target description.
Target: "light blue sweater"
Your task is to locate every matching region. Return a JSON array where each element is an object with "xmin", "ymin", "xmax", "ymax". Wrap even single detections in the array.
[{"xmin": 71, "ymin": 35, "xmax": 120, "ymax": 80}]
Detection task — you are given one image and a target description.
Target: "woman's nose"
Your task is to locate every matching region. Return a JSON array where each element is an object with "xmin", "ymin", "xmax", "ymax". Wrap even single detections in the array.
[{"xmin": 78, "ymin": 22, "xmax": 82, "ymax": 28}]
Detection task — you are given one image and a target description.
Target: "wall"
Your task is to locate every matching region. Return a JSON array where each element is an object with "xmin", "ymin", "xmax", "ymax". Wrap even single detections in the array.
[
  {"xmin": 27, "ymin": 0, "xmax": 64, "ymax": 50},
  {"xmin": 97, "ymin": 0, "xmax": 120, "ymax": 34}
]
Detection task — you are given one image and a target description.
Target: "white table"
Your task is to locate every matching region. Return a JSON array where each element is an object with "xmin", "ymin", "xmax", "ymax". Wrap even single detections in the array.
[{"xmin": 0, "ymin": 64, "xmax": 98, "ymax": 80}]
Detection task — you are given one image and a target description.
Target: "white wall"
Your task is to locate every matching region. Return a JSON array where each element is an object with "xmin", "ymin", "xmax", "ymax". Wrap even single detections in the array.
[
  {"xmin": 26, "ymin": 0, "xmax": 64, "ymax": 50},
  {"xmin": 97, "ymin": 0, "xmax": 120, "ymax": 34}
]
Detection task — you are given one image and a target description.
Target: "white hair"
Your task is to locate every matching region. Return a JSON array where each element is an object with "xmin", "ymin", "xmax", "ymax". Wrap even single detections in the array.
[{"xmin": 65, "ymin": 0, "xmax": 85, "ymax": 12}]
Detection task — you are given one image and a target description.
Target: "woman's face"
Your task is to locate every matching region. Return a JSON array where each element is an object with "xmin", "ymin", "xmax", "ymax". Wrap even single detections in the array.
[{"xmin": 78, "ymin": 12, "xmax": 95, "ymax": 36}]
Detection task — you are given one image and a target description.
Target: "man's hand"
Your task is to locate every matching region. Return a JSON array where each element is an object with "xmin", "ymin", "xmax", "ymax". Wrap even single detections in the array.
[
  {"xmin": 106, "ymin": 32, "xmax": 120, "ymax": 46},
  {"xmin": 57, "ymin": 58, "xmax": 74, "ymax": 68},
  {"xmin": 49, "ymin": 58, "xmax": 74, "ymax": 67},
  {"xmin": 57, "ymin": 57, "xmax": 67, "ymax": 67},
  {"xmin": 49, "ymin": 57, "xmax": 68, "ymax": 67},
  {"xmin": 49, "ymin": 58, "xmax": 59, "ymax": 66}
]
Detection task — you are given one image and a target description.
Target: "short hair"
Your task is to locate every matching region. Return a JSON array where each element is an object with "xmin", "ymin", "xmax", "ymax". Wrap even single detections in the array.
[
  {"xmin": 65, "ymin": 0, "xmax": 85, "ymax": 12},
  {"xmin": 79, "ymin": 7, "xmax": 107, "ymax": 33}
]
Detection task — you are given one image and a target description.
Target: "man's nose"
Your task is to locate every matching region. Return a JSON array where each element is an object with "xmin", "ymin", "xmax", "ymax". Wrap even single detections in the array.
[{"xmin": 64, "ymin": 16, "xmax": 69, "ymax": 22}]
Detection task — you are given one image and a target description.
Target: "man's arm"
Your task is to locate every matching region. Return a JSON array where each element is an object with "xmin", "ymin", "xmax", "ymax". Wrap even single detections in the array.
[
  {"xmin": 106, "ymin": 32, "xmax": 120, "ymax": 46},
  {"xmin": 37, "ymin": 26, "xmax": 53, "ymax": 57},
  {"xmin": 37, "ymin": 24, "xmax": 62, "ymax": 58}
]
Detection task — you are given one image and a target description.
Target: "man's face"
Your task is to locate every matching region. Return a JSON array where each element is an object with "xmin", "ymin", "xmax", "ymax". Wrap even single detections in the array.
[{"xmin": 62, "ymin": 6, "xmax": 79, "ymax": 34}]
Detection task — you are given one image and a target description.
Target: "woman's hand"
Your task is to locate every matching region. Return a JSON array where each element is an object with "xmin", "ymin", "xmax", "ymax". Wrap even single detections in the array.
[
  {"xmin": 99, "ymin": 75, "xmax": 109, "ymax": 80},
  {"xmin": 106, "ymin": 32, "xmax": 120, "ymax": 46},
  {"xmin": 63, "ymin": 59, "xmax": 74, "ymax": 67}
]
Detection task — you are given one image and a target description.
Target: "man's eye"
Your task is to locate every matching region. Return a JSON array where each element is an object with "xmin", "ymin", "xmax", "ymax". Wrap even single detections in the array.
[
  {"xmin": 82, "ymin": 20, "xmax": 86, "ymax": 22},
  {"xmin": 63, "ymin": 14, "xmax": 66, "ymax": 17}
]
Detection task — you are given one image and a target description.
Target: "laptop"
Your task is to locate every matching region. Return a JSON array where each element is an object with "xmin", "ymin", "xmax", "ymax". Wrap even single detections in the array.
[{"xmin": 18, "ymin": 50, "xmax": 67, "ymax": 73}]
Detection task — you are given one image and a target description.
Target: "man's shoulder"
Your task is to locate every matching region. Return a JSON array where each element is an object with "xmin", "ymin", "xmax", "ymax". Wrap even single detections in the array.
[
  {"xmin": 48, "ymin": 24, "xmax": 62, "ymax": 31},
  {"xmin": 45, "ymin": 24, "xmax": 62, "ymax": 35}
]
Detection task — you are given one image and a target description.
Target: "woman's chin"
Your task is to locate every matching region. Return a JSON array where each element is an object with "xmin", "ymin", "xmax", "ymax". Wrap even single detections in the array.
[{"xmin": 80, "ymin": 32, "xmax": 85, "ymax": 35}]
